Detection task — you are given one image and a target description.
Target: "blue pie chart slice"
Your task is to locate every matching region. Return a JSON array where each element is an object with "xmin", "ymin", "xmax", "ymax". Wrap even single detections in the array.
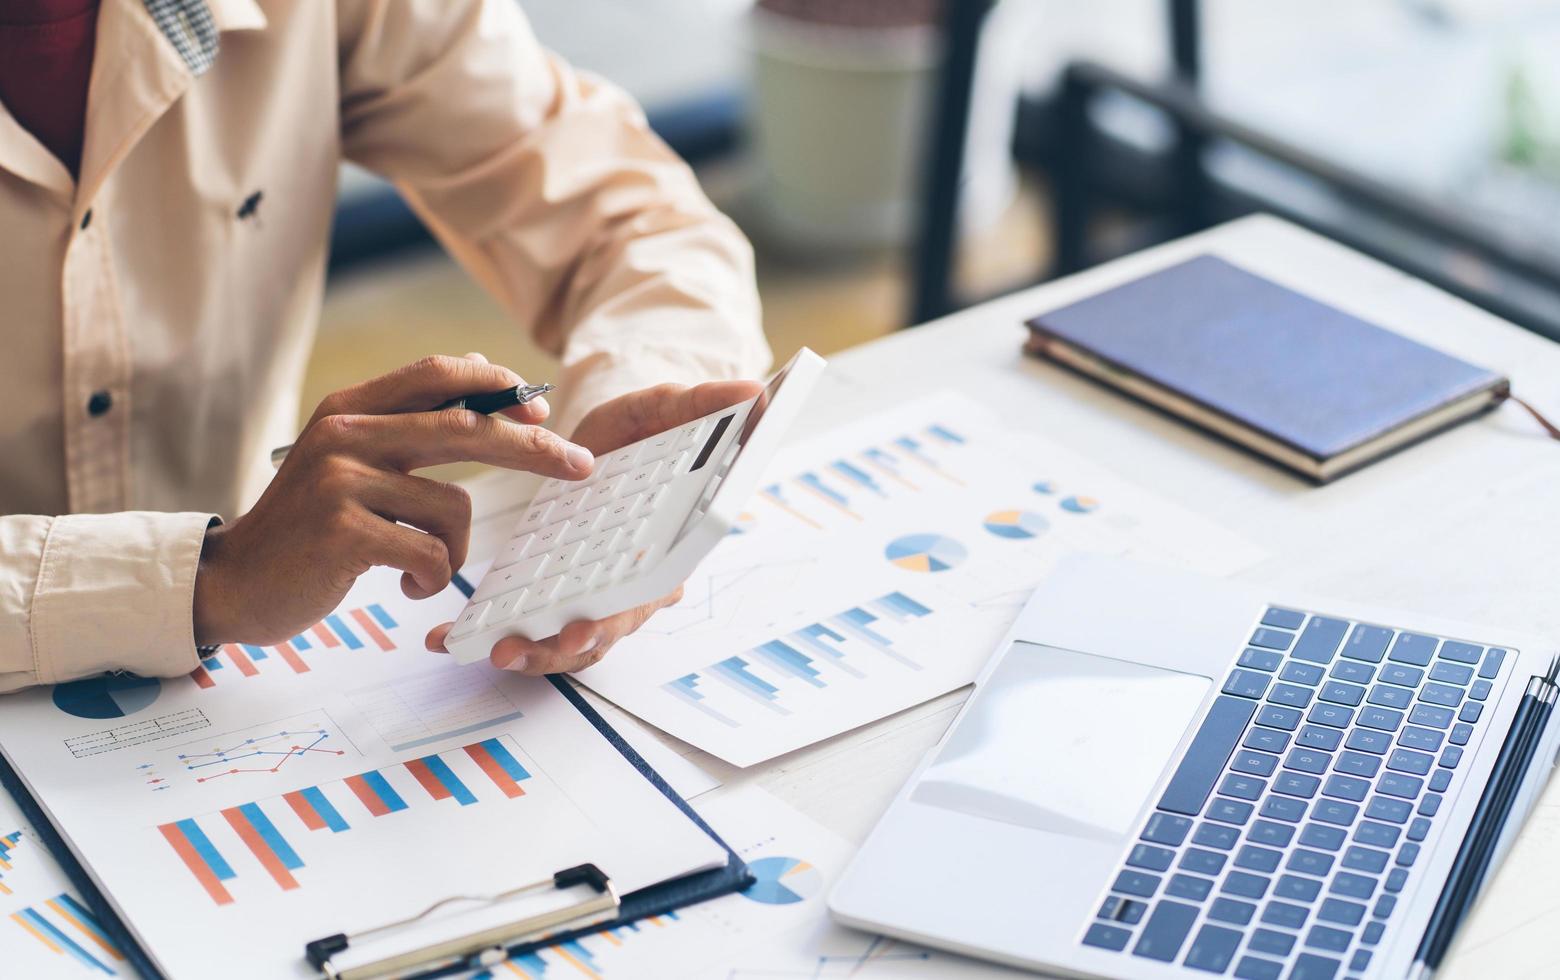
[
  {"xmin": 983, "ymin": 509, "xmax": 1050, "ymax": 539},
  {"xmin": 885, "ymin": 534, "xmax": 967, "ymax": 573},
  {"xmin": 742, "ymin": 856, "xmax": 822, "ymax": 905},
  {"xmin": 52, "ymin": 674, "xmax": 161, "ymax": 720}
]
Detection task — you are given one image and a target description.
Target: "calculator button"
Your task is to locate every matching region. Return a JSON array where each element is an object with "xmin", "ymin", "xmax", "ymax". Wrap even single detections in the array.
[
  {"xmin": 561, "ymin": 509, "xmax": 605, "ymax": 545},
  {"xmin": 582, "ymin": 527, "xmax": 621, "ymax": 564},
  {"xmin": 534, "ymin": 477, "xmax": 571, "ymax": 502},
  {"xmin": 448, "ymin": 601, "xmax": 488, "ymax": 639},
  {"xmin": 506, "ymin": 552, "xmax": 551, "ymax": 586},
  {"xmin": 492, "ymin": 534, "xmax": 533, "ymax": 570},
  {"xmin": 514, "ymin": 500, "xmax": 553, "ymax": 535},
  {"xmin": 556, "ymin": 563, "xmax": 601, "ymax": 601},
  {"xmin": 624, "ymin": 461, "xmax": 662, "ymax": 493},
  {"xmin": 473, "ymin": 564, "xmax": 533, "ymax": 603},
  {"xmin": 633, "ymin": 484, "xmax": 668, "ymax": 519},
  {"xmin": 524, "ymin": 520, "xmax": 568, "ymax": 557},
  {"xmin": 485, "ymin": 589, "xmax": 525, "ymax": 627},
  {"xmin": 549, "ymin": 539, "xmax": 586, "ymax": 570},
  {"xmin": 582, "ymin": 474, "xmax": 625, "ymax": 509},
  {"xmin": 645, "ymin": 431, "xmax": 676, "ymax": 456},
  {"xmin": 523, "ymin": 575, "xmax": 564, "ymax": 611},
  {"xmin": 603, "ymin": 445, "xmax": 640, "ymax": 477},
  {"xmin": 676, "ymin": 419, "xmax": 705, "ymax": 448},
  {"xmin": 658, "ymin": 452, "xmax": 687, "ymax": 481},
  {"xmin": 551, "ymin": 487, "xmax": 591, "ymax": 520},
  {"xmin": 601, "ymin": 497, "xmax": 637, "ymax": 531}
]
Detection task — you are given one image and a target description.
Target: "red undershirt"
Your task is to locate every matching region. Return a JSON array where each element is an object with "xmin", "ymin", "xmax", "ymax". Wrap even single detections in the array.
[{"xmin": 0, "ymin": 0, "xmax": 100, "ymax": 179}]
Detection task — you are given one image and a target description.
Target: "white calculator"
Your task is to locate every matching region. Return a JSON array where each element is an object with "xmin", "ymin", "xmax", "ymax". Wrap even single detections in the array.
[{"xmin": 445, "ymin": 348, "xmax": 826, "ymax": 664}]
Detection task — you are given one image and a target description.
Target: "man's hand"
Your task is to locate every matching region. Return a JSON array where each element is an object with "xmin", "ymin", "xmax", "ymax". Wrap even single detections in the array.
[
  {"xmin": 193, "ymin": 355, "xmax": 595, "ymax": 646},
  {"xmin": 425, "ymin": 379, "xmax": 764, "ymax": 674}
]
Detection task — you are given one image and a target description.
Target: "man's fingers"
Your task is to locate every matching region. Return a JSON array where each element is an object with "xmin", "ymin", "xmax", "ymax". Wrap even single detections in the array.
[
  {"xmin": 357, "ymin": 473, "xmax": 474, "ymax": 576},
  {"xmin": 577, "ymin": 380, "xmax": 763, "ymax": 454},
  {"xmin": 352, "ymin": 513, "xmax": 453, "ymax": 599},
  {"xmin": 489, "ymin": 588, "xmax": 683, "ymax": 674},
  {"xmin": 313, "ymin": 354, "xmax": 537, "ymax": 421},
  {"xmin": 425, "ymin": 622, "xmax": 453, "ymax": 653},
  {"xmin": 308, "ymin": 410, "xmax": 594, "ymax": 477}
]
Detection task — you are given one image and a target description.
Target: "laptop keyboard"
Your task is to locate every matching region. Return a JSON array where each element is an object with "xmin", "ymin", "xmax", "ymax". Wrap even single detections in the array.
[{"xmin": 1081, "ymin": 608, "xmax": 1510, "ymax": 979}]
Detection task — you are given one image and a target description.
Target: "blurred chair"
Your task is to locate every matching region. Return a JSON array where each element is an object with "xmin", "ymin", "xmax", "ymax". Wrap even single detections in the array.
[{"xmin": 910, "ymin": 0, "xmax": 1560, "ymax": 341}]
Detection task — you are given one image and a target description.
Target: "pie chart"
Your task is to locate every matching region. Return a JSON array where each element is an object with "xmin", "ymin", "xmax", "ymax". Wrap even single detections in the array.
[
  {"xmin": 1060, "ymin": 495, "xmax": 1100, "ymax": 514},
  {"xmin": 1032, "ymin": 480, "xmax": 1055, "ymax": 495},
  {"xmin": 742, "ymin": 856, "xmax": 822, "ymax": 905},
  {"xmin": 52, "ymin": 675, "xmax": 161, "ymax": 720},
  {"xmin": 983, "ymin": 510, "xmax": 1050, "ymax": 540},
  {"xmin": 885, "ymin": 534, "xmax": 967, "ymax": 573}
]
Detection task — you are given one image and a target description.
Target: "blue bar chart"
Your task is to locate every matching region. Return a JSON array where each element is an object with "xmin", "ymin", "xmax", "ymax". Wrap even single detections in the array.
[
  {"xmin": 661, "ymin": 592, "xmax": 934, "ymax": 728},
  {"xmin": 8, "ymin": 893, "xmax": 125, "ymax": 975}
]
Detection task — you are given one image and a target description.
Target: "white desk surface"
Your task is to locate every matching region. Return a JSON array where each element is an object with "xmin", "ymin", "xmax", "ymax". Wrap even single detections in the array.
[{"xmin": 465, "ymin": 215, "xmax": 1560, "ymax": 979}]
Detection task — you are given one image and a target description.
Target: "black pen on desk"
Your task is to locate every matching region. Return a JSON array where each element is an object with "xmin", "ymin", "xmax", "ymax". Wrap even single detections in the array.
[
  {"xmin": 269, "ymin": 382, "xmax": 556, "ymax": 467},
  {"xmin": 1409, "ymin": 656, "xmax": 1559, "ymax": 979}
]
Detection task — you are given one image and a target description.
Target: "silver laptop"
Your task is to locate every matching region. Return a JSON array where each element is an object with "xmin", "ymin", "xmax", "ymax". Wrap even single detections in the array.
[{"xmin": 831, "ymin": 554, "xmax": 1559, "ymax": 980}]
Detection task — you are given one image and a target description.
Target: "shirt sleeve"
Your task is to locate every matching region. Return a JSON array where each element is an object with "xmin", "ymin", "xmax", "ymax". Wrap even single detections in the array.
[
  {"xmin": 336, "ymin": 0, "xmax": 772, "ymax": 435},
  {"xmin": 0, "ymin": 512, "xmax": 213, "ymax": 693}
]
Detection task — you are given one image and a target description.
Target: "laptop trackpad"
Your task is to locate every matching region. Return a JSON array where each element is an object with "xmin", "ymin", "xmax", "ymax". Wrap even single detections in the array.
[{"xmin": 912, "ymin": 642, "xmax": 1210, "ymax": 842}]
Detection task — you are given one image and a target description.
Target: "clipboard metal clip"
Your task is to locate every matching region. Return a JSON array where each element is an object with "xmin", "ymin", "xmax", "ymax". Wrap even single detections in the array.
[{"xmin": 305, "ymin": 863, "xmax": 620, "ymax": 980}]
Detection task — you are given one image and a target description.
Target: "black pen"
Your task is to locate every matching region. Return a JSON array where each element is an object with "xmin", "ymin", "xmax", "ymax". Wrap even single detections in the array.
[
  {"xmin": 1409, "ymin": 657, "xmax": 1559, "ymax": 978},
  {"xmin": 269, "ymin": 382, "xmax": 556, "ymax": 467}
]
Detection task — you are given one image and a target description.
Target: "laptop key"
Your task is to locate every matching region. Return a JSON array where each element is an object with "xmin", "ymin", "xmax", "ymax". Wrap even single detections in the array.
[
  {"xmin": 1082, "ymin": 923, "xmax": 1132, "ymax": 952},
  {"xmin": 1223, "ymin": 669, "xmax": 1272, "ymax": 699},
  {"xmin": 1299, "ymin": 823, "xmax": 1346, "ymax": 850},
  {"xmin": 1450, "ymin": 722, "xmax": 1474, "ymax": 745},
  {"xmin": 1193, "ymin": 823, "xmax": 1240, "ymax": 850},
  {"xmin": 1439, "ymin": 641, "xmax": 1482, "ymax": 663},
  {"xmin": 1293, "ymin": 617, "xmax": 1348, "ymax": 664},
  {"xmin": 1367, "ymin": 685, "xmax": 1413, "ymax": 709},
  {"xmin": 1308, "ymin": 703, "xmax": 1354, "ymax": 728},
  {"xmin": 1167, "ymin": 874, "xmax": 1214, "ymax": 901},
  {"xmin": 1399, "ymin": 726, "xmax": 1444, "ymax": 752},
  {"xmin": 1345, "ymin": 729, "xmax": 1391, "ymax": 755},
  {"xmin": 1291, "ymin": 951, "xmax": 1343, "ymax": 980},
  {"xmin": 1112, "ymin": 870, "xmax": 1160, "ymax": 897},
  {"xmin": 1208, "ymin": 797, "xmax": 1254, "ymax": 825},
  {"xmin": 1428, "ymin": 770, "xmax": 1452, "ymax": 793},
  {"xmin": 1298, "ymin": 725, "xmax": 1343, "ymax": 750},
  {"xmin": 1412, "ymin": 704, "xmax": 1455, "ymax": 728},
  {"xmin": 1268, "ymin": 684, "xmax": 1313, "ymax": 709},
  {"xmin": 1419, "ymin": 794, "xmax": 1442, "ymax": 817},
  {"xmin": 1219, "ymin": 773, "xmax": 1266, "ymax": 801},
  {"xmin": 1312, "ymin": 799, "xmax": 1359, "ymax": 826},
  {"xmin": 1480, "ymin": 649, "xmax": 1506, "ymax": 679},
  {"xmin": 1259, "ymin": 797, "xmax": 1306, "ymax": 823},
  {"xmin": 1388, "ymin": 748, "xmax": 1435, "ymax": 776},
  {"xmin": 1249, "ymin": 928, "xmax": 1296, "ymax": 956},
  {"xmin": 1249, "ymin": 628, "xmax": 1293, "ymax": 651},
  {"xmin": 1350, "ymin": 949, "xmax": 1373, "ymax": 972},
  {"xmin": 1397, "ymin": 843, "xmax": 1421, "ymax": 867},
  {"xmin": 1244, "ymin": 728, "xmax": 1289, "ymax": 753},
  {"xmin": 1318, "ymin": 897, "xmax": 1367, "ymax": 926},
  {"xmin": 1179, "ymin": 848, "xmax": 1227, "ymax": 875},
  {"xmin": 1142, "ymin": 812, "xmax": 1193, "ymax": 846},
  {"xmin": 1256, "ymin": 704, "xmax": 1301, "ymax": 730},
  {"xmin": 1235, "ymin": 845, "xmax": 1283, "ymax": 873},
  {"xmin": 1239, "ymin": 648, "xmax": 1283, "ymax": 672},
  {"xmin": 1322, "ymin": 774, "xmax": 1369, "ymax": 802},
  {"xmin": 1408, "ymin": 817, "xmax": 1432, "ymax": 841},
  {"xmin": 1262, "ymin": 607, "xmax": 1305, "ymax": 629},
  {"xmin": 1379, "ymin": 663, "xmax": 1424, "ymax": 687},
  {"xmin": 1330, "ymin": 659, "xmax": 1375, "ymax": 684},
  {"xmin": 1208, "ymin": 897, "xmax": 1256, "ymax": 925},
  {"xmin": 1221, "ymin": 871, "xmax": 1271, "ymax": 899},
  {"xmin": 1430, "ymin": 662, "xmax": 1474, "ymax": 685},
  {"xmin": 1331, "ymin": 872, "xmax": 1377, "ymax": 899},
  {"xmin": 1156, "ymin": 695, "xmax": 1257, "ymax": 815},
  {"xmin": 1131, "ymin": 901, "xmax": 1199, "ymax": 962},
  {"xmin": 1182, "ymin": 923, "xmax": 1242, "ymax": 973},
  {"xmin": 1335, "ymin": 751, "xmax": 1381, "ymax": 777},
  {"xmin": 1305, "ymin": 924, "xmax": 1353, "ymax": 953},
  {"xmin": 1287, "ymin": 848, "xmax": 1334, "ymax": 876},
  {"xmin": 1286, "ymin": 748, "xmax": 1331, "ymax": 774},
  {"xmin": 1126, "ymin": 844, "xmax": 1176, "ymax": 872},
  {"xmin": 1342, "ymin": 845, "xmax": 1390, "ymax": 873},
  {"xmin": 1247, "ymin": 819, "xmax": 1295, "ymax": 847},
  {"xmin": 1273, "ymin": 771, "xmax": 1320, "ymax": 798},
  {"xmin": 1379, "ymin": 773, "xmax": 1424, "ymax": 799},
  {"xmin": 1098, "ymin": 895, "xmax": 1148, "ymax": 923},
  {"xmin": 1319, "ymin": 681, "xmax": 1365, "ymax": 706},
  {"xmin": 1459, "ymin": 702, "xmax": 1483, "ymax": 723},
  {"xmin": 1375, "ymin": 895, "xmax": 1397, "ymax": 919},
  {"xmin": 1389, "ymin": 633, "xmax": 1437, "ymax": 666},
  {"xmin": 1420, "ymin": 683, "xmax": 1464, "ymax": 708},
  {"xmin": 1366, "ymin": 796, "xmax": 1412, "ymax": 824},
  {"xmin": 1385, "ymin": 868, "xmax": 1409, "ymax": 893},
  {"xmin": 1354, "ymin": 821, "xmax": 1400, "ymax": 848},
  {"xmin": 1281, "ymin": 661, "xmax": 1325, "ymax": 686},
  {"xmin": 1471, "ymin": 679, "xmax": 1492, "ymax": 701},
  {"xmin": 1233, "ymin": 956, "xmax": 1282, "ymax": 980},
  {"xmin": 1231, "ymin": 750, "xmax": 1279, "ymax": 777},
  {"xmin": 1357, "ymin": 705, "xmax": 1405, "ymax": 732},
  {"xmin": 1342, "ymin": 625, "xmax": 1392, "ymax": 663},
  {"xmin": 1275, "ymin": 874, "xmax": 1321, "ymax": 901},
  {"xmin": 1260, "ymin": 900, "xmax": 1307, "ymax": 929},
  {"xmin": 1364, "ymin": 921, "xmax": 1386, "ymax": 944},
  {"xmin": 1440, "ymin": 746, "xmax": 1463, "ymax": 768}
]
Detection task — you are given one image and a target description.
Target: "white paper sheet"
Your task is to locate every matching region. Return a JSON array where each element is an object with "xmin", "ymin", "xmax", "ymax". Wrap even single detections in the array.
[
  {"xmin": 577, "ymin": 392, "xmax": 1266, "ymax": 767},
  {"xmin": 496, "ymin": 784, "xmax": 1026, "ymax": 978},
  {"xmin": 0, "ymin": 568, "xmax": 725, "ymax": 979}
]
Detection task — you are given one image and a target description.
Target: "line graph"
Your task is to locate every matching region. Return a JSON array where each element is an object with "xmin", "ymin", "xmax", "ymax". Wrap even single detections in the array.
[{"xmin": 160, "ymin": 712, "xmax": 360, "ymax": 788}]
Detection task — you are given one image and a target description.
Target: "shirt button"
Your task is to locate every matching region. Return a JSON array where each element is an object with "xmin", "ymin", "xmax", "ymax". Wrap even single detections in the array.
[
  {"xmin": 80, "ymin": 209, "xmax": 93, "ymax": 231},
  {"xmin": 87, "ymin": 390, "xmax": 113, "ymax": 417}
]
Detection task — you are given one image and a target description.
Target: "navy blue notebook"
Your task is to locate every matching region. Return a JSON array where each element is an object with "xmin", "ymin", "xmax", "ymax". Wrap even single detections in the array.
[{"xmin": 1025, "ymin": 255, "xmax": 1509, "ymax": 481}]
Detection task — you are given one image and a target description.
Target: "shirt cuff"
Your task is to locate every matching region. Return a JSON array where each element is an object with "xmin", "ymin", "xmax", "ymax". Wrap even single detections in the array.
[{"xmin": 30, "ymin": 512, "xmax": 215, "ymax": 684}]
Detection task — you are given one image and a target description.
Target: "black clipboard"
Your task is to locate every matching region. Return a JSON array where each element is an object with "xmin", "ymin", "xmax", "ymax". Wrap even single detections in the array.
[{"xmin": 0, "ymin": 572, "xmax": 751, "ymax": 979}]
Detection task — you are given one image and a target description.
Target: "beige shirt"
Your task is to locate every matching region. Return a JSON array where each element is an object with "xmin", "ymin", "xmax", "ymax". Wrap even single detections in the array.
[{"xmin": 0, "ymin": 0, "xmax": 769, "ymax": 692}]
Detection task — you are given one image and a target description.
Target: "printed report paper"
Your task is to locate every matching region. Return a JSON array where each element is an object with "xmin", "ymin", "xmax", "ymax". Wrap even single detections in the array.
[
  {"xmin": 0, "ymin": 568, "xmax": 726, "ymax": 979},
  {"xmin": 578, "ymin": 392, "xmax": 1265, "ymax": 766}
]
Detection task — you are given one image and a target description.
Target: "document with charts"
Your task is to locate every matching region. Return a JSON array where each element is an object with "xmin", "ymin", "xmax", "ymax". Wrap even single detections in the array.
[
  {"xmin": 0, "ymin": 568, "xmax": 727, "ymax": 980},
  {"xmin": 491, "ymin": 784, "xmax": 1026, "ymax": 979},
  {"xmin": 577, "ymin": 391, "xmax": 1265, "ymax": 766}
]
